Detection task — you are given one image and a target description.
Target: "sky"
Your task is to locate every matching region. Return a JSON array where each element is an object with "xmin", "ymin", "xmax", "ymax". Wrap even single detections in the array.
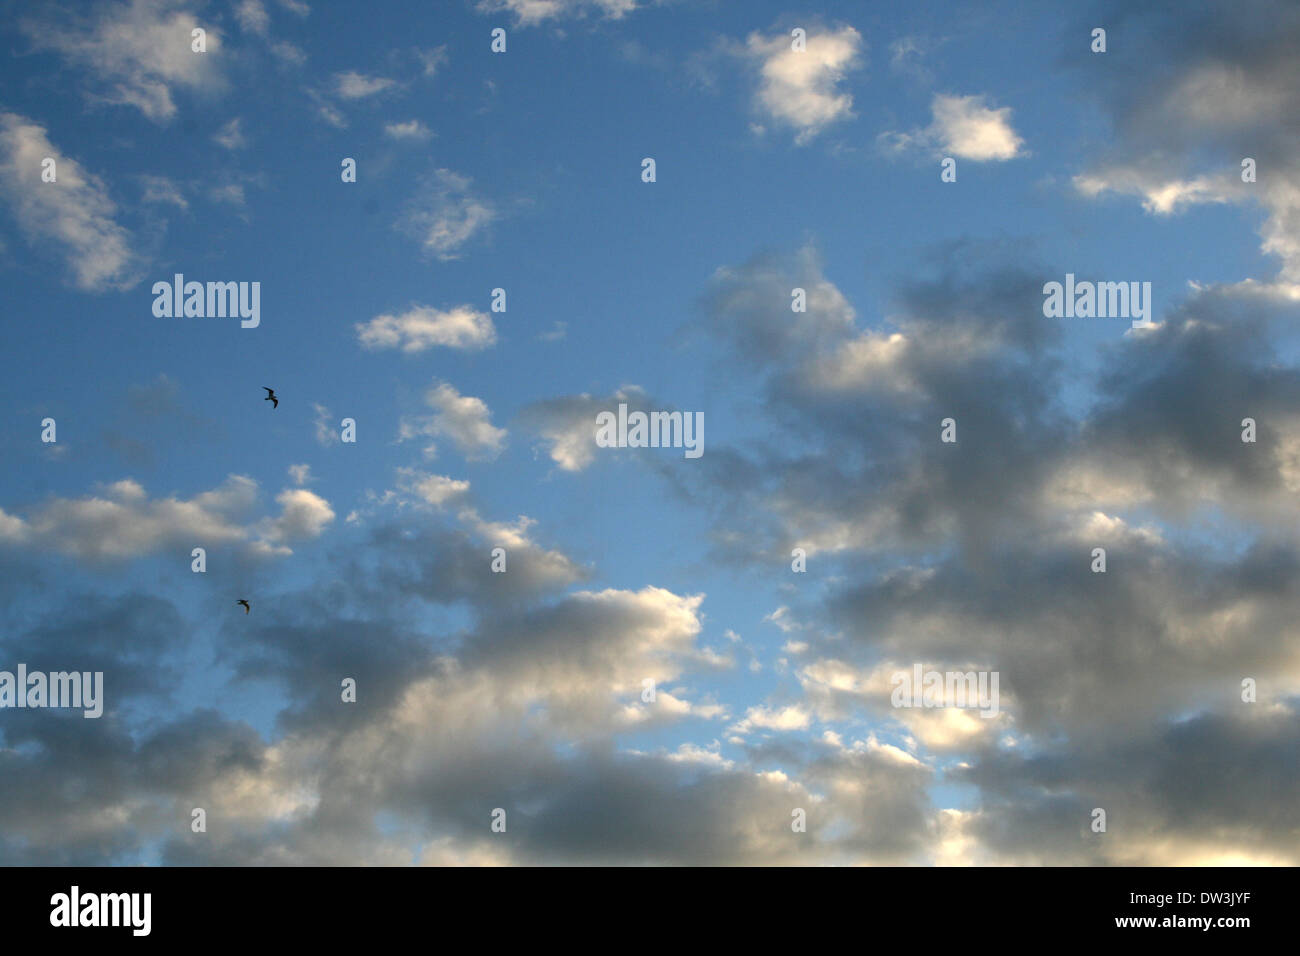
[{"xmin": 0, "ymin": 0, "xmax": 1298, "ymax": 865}]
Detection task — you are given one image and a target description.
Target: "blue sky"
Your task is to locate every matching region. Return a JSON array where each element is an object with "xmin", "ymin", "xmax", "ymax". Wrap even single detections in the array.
[{"xmin": 2, "ymin": 0, "xmax": 1300, "ymax": 865}]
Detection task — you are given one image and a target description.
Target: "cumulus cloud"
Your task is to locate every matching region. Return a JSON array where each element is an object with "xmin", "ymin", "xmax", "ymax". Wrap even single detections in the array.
[
  {"xmin": 880, "ymin": 93, "xmax": 1024, "ymax": 161},
  {"xmin": 400, "ymin": 383, "xmax": 507, "ymax": 461},
  {"xmin": 258, "ymin": 489, "xmax": 335, "ymax": 550},
  {"xmin": 739, "ymin": 26, "xmax": 864, "ymax": 144},
  {"xmin": 0, "ymin": 475, "xmax": 333, "ymax": 560},
  {"xmin": 1068, "ymin": 2, "xmax": 1300, "ymax": 283},
  {"xmin": 731, "ymin": 704, "xmax": 813, "ymax": 734},
  {"xmin": 0, "ymin": 113, "xmax": 140, "ymax": 291},
  {"xmin": 356, "ymin": 305, "xmax": 497, "ymax": 353}
]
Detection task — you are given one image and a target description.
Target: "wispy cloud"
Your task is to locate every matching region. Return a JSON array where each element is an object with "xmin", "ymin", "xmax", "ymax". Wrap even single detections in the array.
[
  {"xmin": 334, "ymin": 70, "xmax": 397, "ymax": 99},
  {"xmin": 399, "ymin": 169, "xmax": 497, "ymax": 260},
  {"xmin": 21, "ymin": 0, "xmax": 225, "ymax": 122},
  {"xmin": 0, "ymin": 112, "xmax": 140, "ymax": 291},
  {"xmin": 475, "ymin": 0, "xmax": 637, "ymax": 28}
]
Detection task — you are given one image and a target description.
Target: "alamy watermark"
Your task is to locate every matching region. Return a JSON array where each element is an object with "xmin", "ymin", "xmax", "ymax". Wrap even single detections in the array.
[
  {"xmin": 1042, "ymin": 273, "xmax": 1152, "ymax": 328},
  {"xmin": 152, "ymin": 274, "xmax": 260, "ymax": 328},
  {"xmin": 595, "ymin": 403, "xmax": 704, "ymax": 459},
  {"xmin": 50, "ymin": 886, "xmax": 150, "ymax": 936},
  {"xmin": 0, "ymin": 664, "xmax": 103, "ymax": 718},
  {"xmin": 890, "ymin": 665, "xmax": 1000, "ymax": 718}
]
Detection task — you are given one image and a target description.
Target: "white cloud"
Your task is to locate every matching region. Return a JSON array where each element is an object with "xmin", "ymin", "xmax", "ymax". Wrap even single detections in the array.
[
  {"xmin": 209, "ymin": 183, "xmax": 246, "ymax": 207},
  {"xmin": 741, "ymin": 26, "xmax": 864, "ymax": 144},
  {"xmin": 334, "ymin": 70, "xmax": 396, "ymax": 99},
  {"xmin": 881, "ymin": 93, "xmax": 1024, "ymax": 161},
  {"xmin": 1073, "ymin": 170, "xmax": 1234, "ymax": 216},
  {"xmin": 400, "ymin": 169, "xmax": 496, "ymax": 260},
  {"xmin": 312, "ymin": 403, "xmax": 337, "ymax": 446},
  {"xmin": 139, "ymin": 174, "xmax": 188, "ymax": 209},
  {"xmin": 0, "ymin": 475, "xmax": 332, "ymax": 560},
  {"xmin": 21, "ymin": 0, "xmax": 225, "ymax": 122},
  {"xmin": 384, "ymin": 120, "xmax": 433, "ymax": 141},
  {"xmin": 730, "ymin": 704, "xmax": 812, "ymax": 734},
  {"xmin": 475, "ymin": 0, "xmax": 637, "ymax": 27},
  {"xmin": 235, "ymin": 0, "xmax": 270, "ymax": 35},
  {"xmin": 520, "ymin": 386, "xmax": 650, "ymax": 471},
  {"xmin": 259, "ymin": 489, "xmax": 335, "ymax": 548},
  {"xmin": 401, "ymin": 383, "xmax": 507, "ymax": 461},
  {"xmin": 417, "ymin": 47, "xmax": 448, "ymax": 76},
  {"xmin": 213, "ymin": 117, "xmax": 247, "ymax": 150},
  {"xmin": 307, "ymin": 89, "xmax": 347, "ymax": 128},
  {"xmin": 271, "ymin": 41, "xmax": 307, "ymax": 65},
  {"xmin": 356, "ymin": 305, "xmax": 497, "ymax": 353},
  {"xmin": 398, "ymin": 470, "xmax": 471, "ymax": 509},
  {"xmin": 0, "ymin": 112, "xmax": 140, "ymax": 291}
]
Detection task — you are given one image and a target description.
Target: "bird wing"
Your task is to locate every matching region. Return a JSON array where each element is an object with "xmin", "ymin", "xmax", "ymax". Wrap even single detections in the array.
[
  {"xmin": 263, "ymin": 387, "xmax": 274, "ymax": 395},
  {"xmin": 271, "ymin": 398, "xmax": 278, "ymax": 408}
]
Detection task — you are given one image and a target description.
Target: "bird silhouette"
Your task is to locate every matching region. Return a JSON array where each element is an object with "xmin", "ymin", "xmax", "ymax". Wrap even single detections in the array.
[
  {"xmin": 263, "ymin": 387, "xmax": 278, "ymax": 409},
  {"xmin": 237, "ymin": 599, "xmax": 250, "ymax": 614}
]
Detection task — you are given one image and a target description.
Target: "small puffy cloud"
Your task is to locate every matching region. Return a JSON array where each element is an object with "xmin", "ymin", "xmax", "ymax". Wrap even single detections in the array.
[
  {"xmin": 881, "ymin": 93, "xmax": 1024, "ymax": 161},
  {"xmin": 356, "ymin": 305, "xmax": 497, "ymax": 353},
  {"xmin": 730, "ymin": 704, "xmax": 812, "ymax": 734},
  {"xmin": 400, "ymin": 169, "xmax": 496, "ymax": 260},
  {"xmin": 740, "ymin": 26, "xmax": 864, "ymax": 144},
  {"xmin": 287, "ymin": 464, "xmax": 313, "ymax": 486},
  {"xmin": 384, "ymin": 120, "xmax": 433, "ymax": 141},
  {"xmin": 334, "ymin": 71, "xmax": 396, "ymax": 99},
  {"xmin": 396, "ymin": 469, "xmax": 471, "ymax": 509},
  {"xmin": 259, "ymin": 489, "xmax": 335, "ymax": 548},
  {"xmin": 0, "ymin": 112, "xmax": 140, "ymax": 291},
  {"xmin": 401, "ymin": 383, "xmax": 507, "ymax": 461}
]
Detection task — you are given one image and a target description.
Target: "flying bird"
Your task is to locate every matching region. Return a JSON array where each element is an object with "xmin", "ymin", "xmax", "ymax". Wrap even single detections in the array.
[
  {"xmin": 263, "ymin": 387, "xmax": 278, "ymax": 409},
  {"xmin": 237, "ymin": 599, "xmax": 250, "ymax": 614}
]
